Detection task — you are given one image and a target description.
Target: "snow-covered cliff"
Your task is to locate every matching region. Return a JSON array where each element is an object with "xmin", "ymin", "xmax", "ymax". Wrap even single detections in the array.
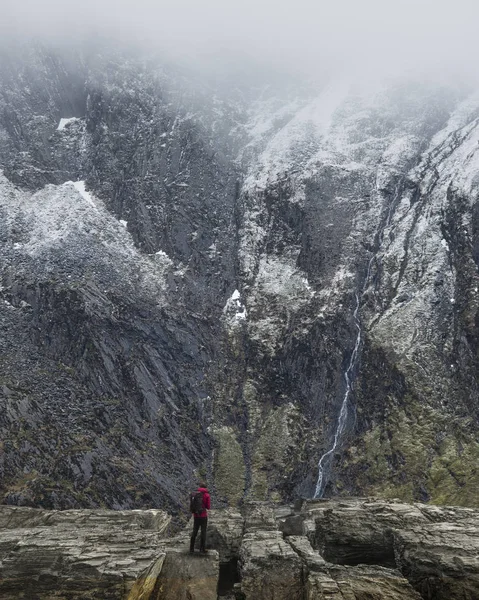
[{"xmin": 1, "ymin": 41, "xmax": 479, "ymax": 511}]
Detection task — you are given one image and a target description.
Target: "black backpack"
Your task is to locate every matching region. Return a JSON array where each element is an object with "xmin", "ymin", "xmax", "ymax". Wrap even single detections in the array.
[{"xmin": 190, "ymin": 491, "xmax": 204, "ymax": 514}]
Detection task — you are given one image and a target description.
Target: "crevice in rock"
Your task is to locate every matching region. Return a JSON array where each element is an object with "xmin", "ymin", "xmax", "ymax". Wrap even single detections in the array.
[
  {"xmin": 320, "ymin": 540, "xmax": 396, "ymax": 569},
  {"xmin": 217, "ymin": 558, "xmax": 240, "ymax": 597}
]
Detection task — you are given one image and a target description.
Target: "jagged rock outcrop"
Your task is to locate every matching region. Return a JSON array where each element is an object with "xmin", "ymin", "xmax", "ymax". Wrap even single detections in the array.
[
  {"xmin": 0, "ymin": 42, "xmax": 241, "ymax": 512},
  {"xmin": 3, "ymin": 499, "xmax": 478, "ymax": 599}
]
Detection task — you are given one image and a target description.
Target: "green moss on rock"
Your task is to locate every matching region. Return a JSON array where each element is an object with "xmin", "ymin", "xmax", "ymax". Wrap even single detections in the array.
[
  {"xmin": 343, "ymin": 399, "xmax": 479, "ymax": 506},
  {"xmin": 250, "ymin": 403, "xmax": 299, "ymax": 501},
  {"xmin": 212, "ymin": 427, "xmax": 246, "ymax": 506}
]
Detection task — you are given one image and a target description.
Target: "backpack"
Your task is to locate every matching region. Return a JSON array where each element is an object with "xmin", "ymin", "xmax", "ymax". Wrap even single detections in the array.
[{"xmin": 190, "ymin": 491, "xmax": 204, "ymax": 514}]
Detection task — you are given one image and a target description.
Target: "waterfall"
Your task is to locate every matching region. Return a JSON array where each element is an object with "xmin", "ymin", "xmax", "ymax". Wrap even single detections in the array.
[
  {"xmin": 313, "ymin": 183, "xmax": 401, "ymax": 499},
  {"xmin": 313, "ymin": 293, "xmax": 361, "ymax": 498}
]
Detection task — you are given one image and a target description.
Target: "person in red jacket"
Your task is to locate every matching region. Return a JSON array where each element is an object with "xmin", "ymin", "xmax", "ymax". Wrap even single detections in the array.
[{"xmin": 189, "ymin": 483, "xmax": 211, "ymax": 553}]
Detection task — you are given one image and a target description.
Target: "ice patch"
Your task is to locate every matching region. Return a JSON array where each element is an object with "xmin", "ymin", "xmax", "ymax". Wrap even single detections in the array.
[{"xmin": 119, "ymin": 220, "xmax": 128, "ymax": 228}]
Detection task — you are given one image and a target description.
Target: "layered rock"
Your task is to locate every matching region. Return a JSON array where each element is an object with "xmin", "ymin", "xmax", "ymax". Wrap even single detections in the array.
[
  {"xmin": 238, "ymin": 503, "xmax": 304, "ymax": 600},
  {"xmin": 306, "ymin": 565, "xmax": 423, "ymax": 600},
  {"xmin": 281, "ymin": 498, "xmax": 479, "ymax": 599},
  {"xmin": 0, "ymin": 504, "xmax": 222, "ymax": 600},
  {"xmin": 0, "ymin": 506, "xmax": 171, "ymax": 599},
  {"xmin": 4, "ymin": 499, "xmax": 478, "ymax": 599},
  {"xmin": 394, "ymin": 522, "xmax": 479, "ymax": 600}
]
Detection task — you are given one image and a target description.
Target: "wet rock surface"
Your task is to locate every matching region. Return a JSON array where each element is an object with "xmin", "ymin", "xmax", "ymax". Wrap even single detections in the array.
[{"xmin": 2, "ymin": 499, "xmax": 478, "ymax": 599}]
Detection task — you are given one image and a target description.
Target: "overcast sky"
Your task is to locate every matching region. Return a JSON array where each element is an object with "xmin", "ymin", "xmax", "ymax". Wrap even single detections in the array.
[{"xmin": 3, "ymin": 0, "xmax": 479, "ymax": 81}]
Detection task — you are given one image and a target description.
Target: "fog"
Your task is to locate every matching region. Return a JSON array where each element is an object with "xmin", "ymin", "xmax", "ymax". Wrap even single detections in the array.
[{"xmin": 3, "ymin": 0, "xmax": 479, "ymax": 82}]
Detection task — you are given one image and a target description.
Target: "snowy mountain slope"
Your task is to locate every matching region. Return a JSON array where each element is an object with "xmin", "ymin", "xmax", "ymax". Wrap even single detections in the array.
[
  {"xmin": 1, "ymin": 41, "xmax": 479, "ymax": 510},
  {"xmin": 228, "ymin": 79, "xmax": 479, "ymax": 502}
]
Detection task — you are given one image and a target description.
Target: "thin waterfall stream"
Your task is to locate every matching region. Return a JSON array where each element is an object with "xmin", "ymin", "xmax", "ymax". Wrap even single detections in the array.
[
  {"xmin": 314, "ymin": 292, "xmax": 362, "ymax": 498},
  {"xmin": 313, "ymin": 184, "xmax": 401, "ymax": 499}
]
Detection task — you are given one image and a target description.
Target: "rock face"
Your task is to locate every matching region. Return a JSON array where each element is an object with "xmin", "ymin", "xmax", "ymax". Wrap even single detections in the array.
[
  {"xmin": 0, "ymin": 506, "xmax": 172, "ymax": 599},
  {"xmin": 306, "ymin": 565, "xmax": 423, "ymax": 600},
  {"xmin": 238, "ymin": 503, "xmax": 303, "ymax": 600},
  {"xmin": 282, "ymin": 498, "xmax": 479, "ymax": 600},
  {"xmin": 2, "ymin": 39, "xmax": 479, "ymax": 509},
  {"xmin": 149, "ymin": 549, "xmax": 219, "ymax": 600},
  {"xmin": 2, "ymin": 499, "xmax": 478, "ymax": 599}
]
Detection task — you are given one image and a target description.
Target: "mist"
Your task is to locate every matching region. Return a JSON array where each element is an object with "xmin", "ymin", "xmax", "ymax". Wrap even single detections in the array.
[{"xmin": 3, "ymin": 0, "xmax": 479, "ymax": 83}]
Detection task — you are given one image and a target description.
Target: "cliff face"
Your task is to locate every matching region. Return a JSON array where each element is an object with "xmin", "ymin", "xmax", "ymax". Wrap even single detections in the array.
[{"xmin": 1, "ymin": 41, "xmax": 479, "ymax": 511}]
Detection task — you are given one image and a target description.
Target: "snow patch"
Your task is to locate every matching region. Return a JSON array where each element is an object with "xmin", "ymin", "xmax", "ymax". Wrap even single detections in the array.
[
  {"xmin": 223, "ymin": 289, "xmax": 247, "ymax": 327},
  {"xmin": 0, "ymin": 176, "xmax": 175, "ymax": 307},
  {"xmin": 154, "ymin": 249, "xmax": 174, "ymax": 267},
  {"xmin": 255, "ymin": 257, "xmax": 314, "ymax": 304},
  {"xmin": 66, "ymin": 181, "xmax": 96, "ymax": 208},
  {"xmin": 57, "ymin": 117, "xmax": 80, "ymax": 131}
]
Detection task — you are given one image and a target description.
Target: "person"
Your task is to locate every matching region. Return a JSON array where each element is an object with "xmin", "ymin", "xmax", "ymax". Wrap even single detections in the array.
[{"xmin": 189, "ymin": 483, "xmax": 211, "ymax": 554}]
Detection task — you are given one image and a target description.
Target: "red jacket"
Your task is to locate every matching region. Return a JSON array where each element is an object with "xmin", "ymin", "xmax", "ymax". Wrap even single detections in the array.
[{"xmin": 195, "ymin": 487, "xmax": 211, "ymax": 518}]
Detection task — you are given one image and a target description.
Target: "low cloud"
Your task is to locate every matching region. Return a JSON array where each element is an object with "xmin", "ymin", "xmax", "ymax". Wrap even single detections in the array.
[{"xmin": 3, "ymin": 0, "xmax": 479, "ymax": 82}]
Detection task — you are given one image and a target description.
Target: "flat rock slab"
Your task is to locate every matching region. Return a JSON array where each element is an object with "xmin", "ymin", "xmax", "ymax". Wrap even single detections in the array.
[
  {"xmin": 307, "ymin": 565, "xmax": 422, "ymax": 600},
  {"xmin": 0, "ymin": 506, "xmax": 171, "ymax": 532},
  {"xmin": 0, "ymin": 506, "xmax": 171, "ymax": 600},
  {"xmin": 2, "ymin": 500, "xmax": 479, "ymax": 599},
  {"xmin": 393, "ymin": 523, "xmax": 479, "ymax": 600},
  {"xmin": 0, "ymin": 526, "xmax": 166, "ymax": 599}
]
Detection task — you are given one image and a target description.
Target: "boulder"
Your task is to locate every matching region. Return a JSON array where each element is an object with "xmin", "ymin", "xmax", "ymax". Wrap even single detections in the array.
[
  {"xmin": 0, "ymin": 505, "xmax": 171, "ymax": 532},
  {"xmin": 154, "ymin": 548, "xmax": 220, "ymax": 600}
]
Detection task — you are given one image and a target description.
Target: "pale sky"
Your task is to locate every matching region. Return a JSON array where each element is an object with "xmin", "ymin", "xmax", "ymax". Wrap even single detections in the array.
[{"xmin": 3, "ymin": 0, "xmax": 479, "ymax": 80}]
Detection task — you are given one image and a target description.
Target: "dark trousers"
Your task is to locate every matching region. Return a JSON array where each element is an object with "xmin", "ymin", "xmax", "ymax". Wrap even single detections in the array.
[{"xmin": 190, "ymin": 516, "xmax": 207, "ymax": 552}]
